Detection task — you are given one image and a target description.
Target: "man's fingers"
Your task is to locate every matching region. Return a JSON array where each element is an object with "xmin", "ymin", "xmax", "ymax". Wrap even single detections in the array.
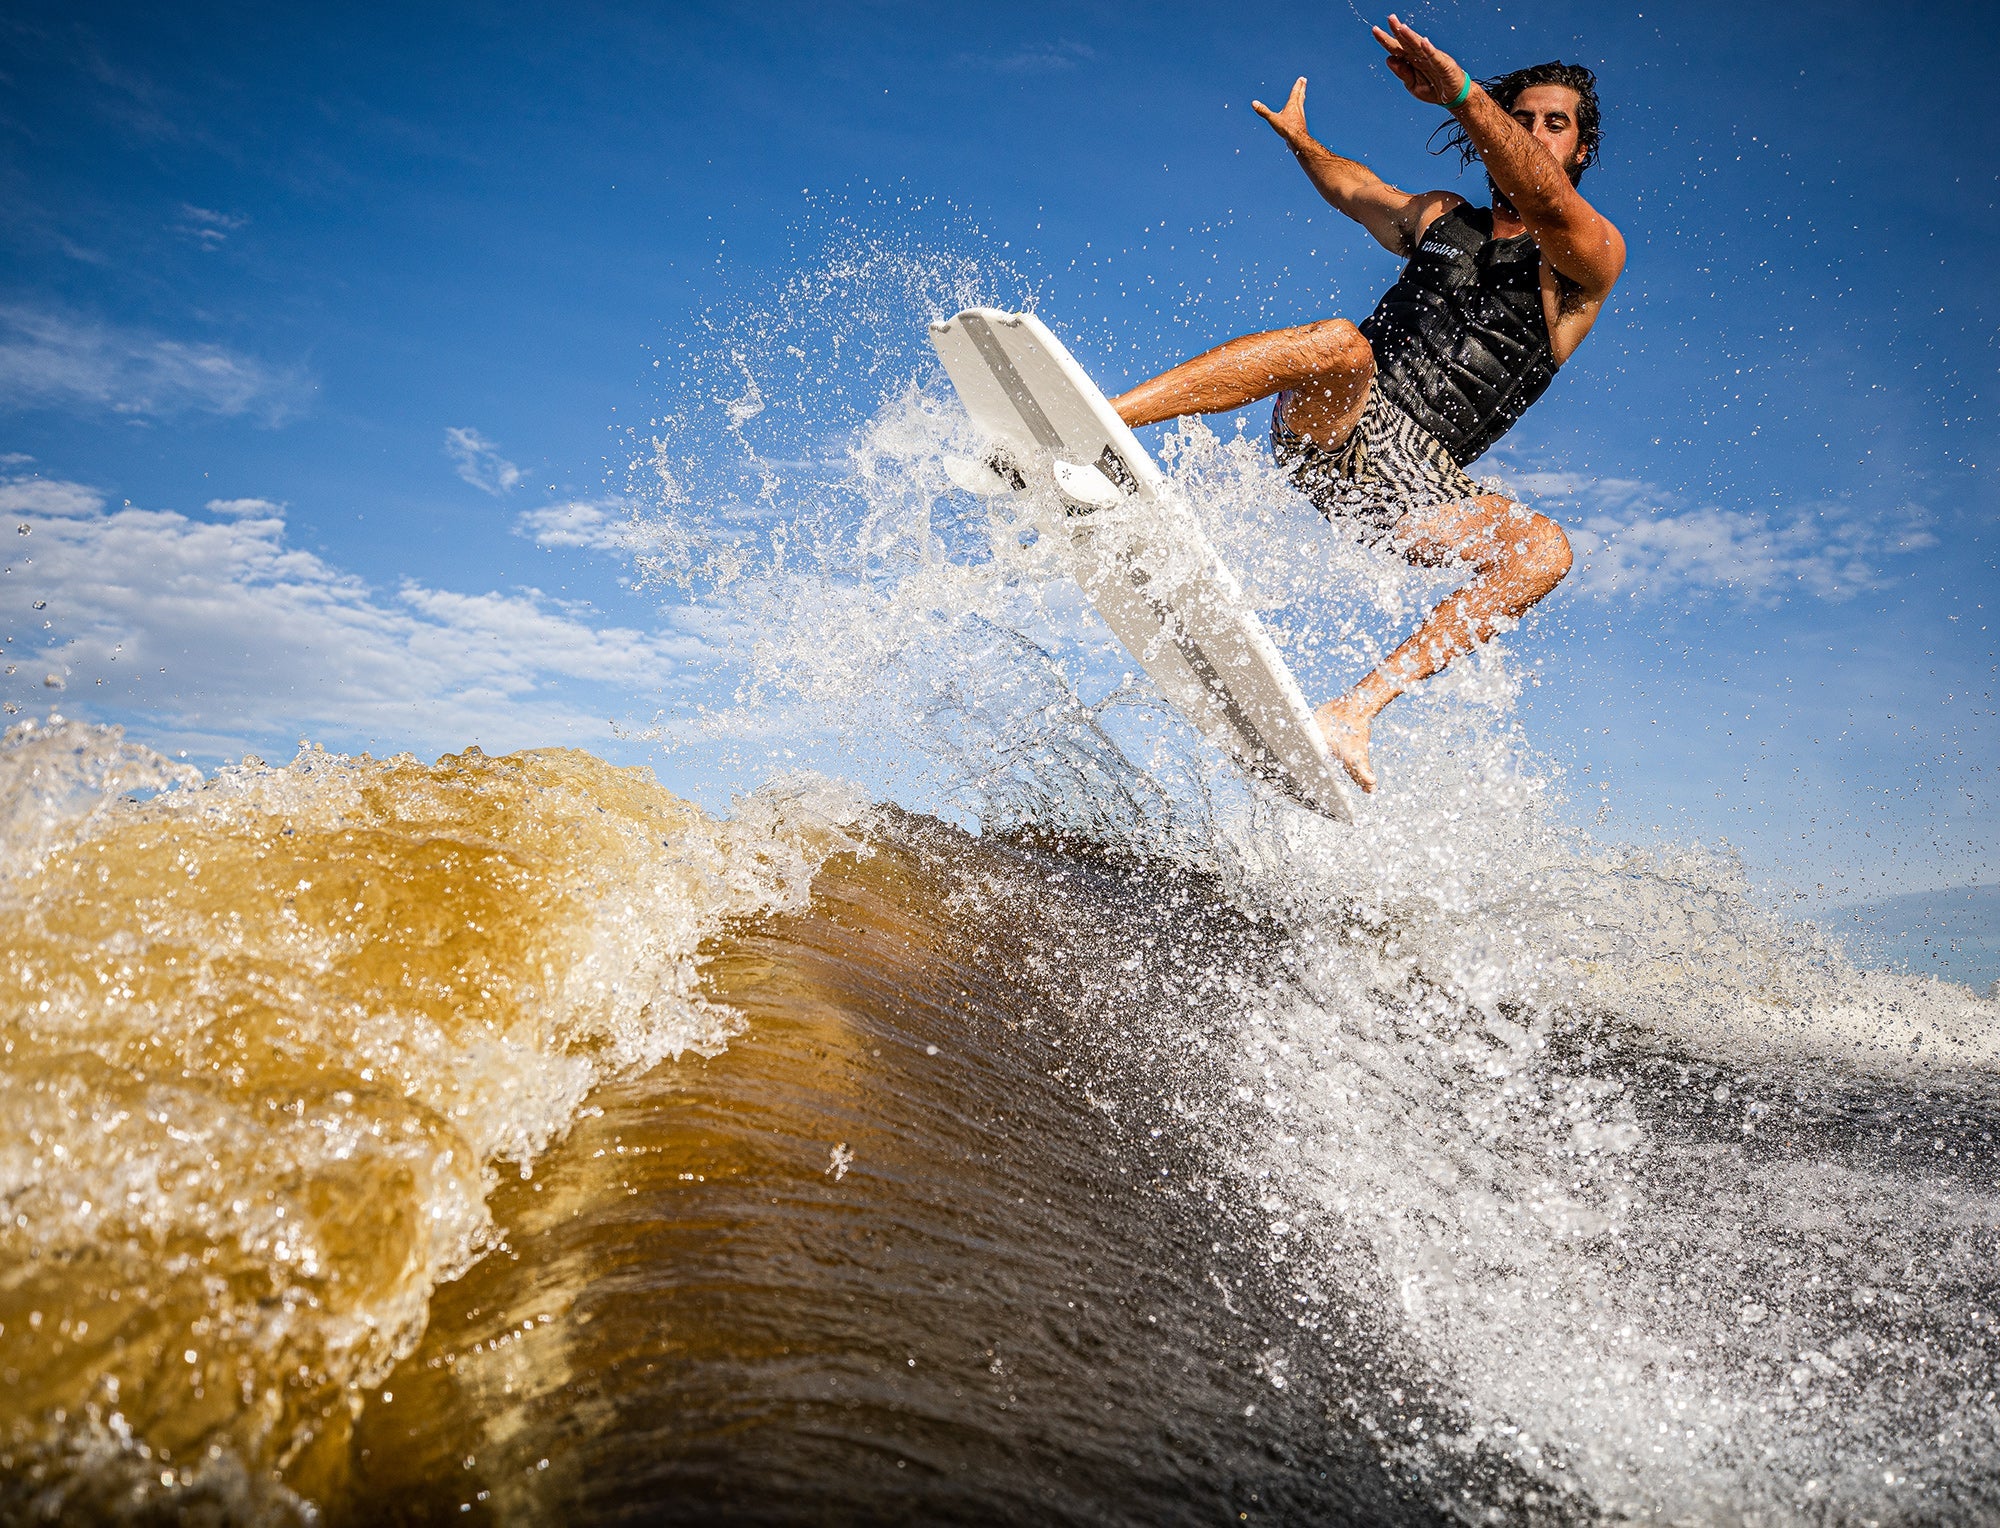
[
  {"xmin": 1376, "ymin": 13, "xmax": 1453, "ymax": 100},
  {"xmin": 1382, "ymin": 13, "xmax": 1456, "ymax": 91},
  {"xmin": 1375, "ymin": 20, "xmax": 1429, "ymax": 69},
  {"xmin": 1393, "ymin": 16, "xmax": 1444, "ymax": 66},
  {"xmin": 1392, "ymin": 15, "xmax": 1439, "ymax": 61}
]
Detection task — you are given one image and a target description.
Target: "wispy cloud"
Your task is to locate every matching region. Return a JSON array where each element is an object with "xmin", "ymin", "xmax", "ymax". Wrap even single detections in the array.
[
  {"xmin": 174, "ymin": 204, "xmax": 249, "ymax": 250},
  {"xmin": 3, "ymin": 476, "xmax": 104, "ymax": 519},
  {"xmin": 1501, "ymin": 471, "xmax": 1936, "ymax": 604},
  {"xmin": 514, "ymin": 498, "xmax": 634, "ymax": 552},
  {"xmin": 80, "ymin": 49, "xmax": 188, "ymax": 143},
  {"xmin": 0, "ymin": 474, "xmax": 701, "ymax": 756},
  {"xmin": 445, "ymin": 426, "xmax": 523, "ymax": 495},
  {"xmin": 967, "ymin": 40, "xmax": 1096, "ymax": 72},
  {"xmin": 203, "ymin": 496, "xmax": 282, "ymax": 518},
  {"xmin": 0, "ymin": 304, "xmax": 310, "ymax": 425}
]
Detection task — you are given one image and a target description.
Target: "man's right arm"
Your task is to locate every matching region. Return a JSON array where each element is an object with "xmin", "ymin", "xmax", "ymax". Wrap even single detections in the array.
[{"xmin": 1253, "ymin": 77, "xmax": 1461, "ymax": 257}]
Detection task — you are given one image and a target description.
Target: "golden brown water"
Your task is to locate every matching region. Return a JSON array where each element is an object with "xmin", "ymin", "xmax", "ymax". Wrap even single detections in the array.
[{"xmin": 0, "ymin": 739, "xmax": 864, "ymax": 1521}]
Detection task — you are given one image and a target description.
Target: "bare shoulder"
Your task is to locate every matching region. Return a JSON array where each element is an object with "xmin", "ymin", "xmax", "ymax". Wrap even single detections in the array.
[
  {"xmin": 1566, "ymin": 191, "xmax": 1628, "ymax": 293},
  {"xmin": 1587, "ymin": 202, "xmax": 1629, "ymax": 270},
  {"xmin": 1520, "ymin": 187, "xmax": 1626, "ymax": 306}
]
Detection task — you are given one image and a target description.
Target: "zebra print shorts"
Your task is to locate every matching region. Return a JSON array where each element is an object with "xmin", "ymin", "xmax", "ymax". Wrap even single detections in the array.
[{"xmin": 1271, "ymin": 388, "xmax": 1481, "ymax": 543}]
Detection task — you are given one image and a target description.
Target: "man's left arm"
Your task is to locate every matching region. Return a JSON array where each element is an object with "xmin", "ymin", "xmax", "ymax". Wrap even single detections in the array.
[{"xmin": 1372, "ymin": 16, "xmax": 1625, "ymax": 298}]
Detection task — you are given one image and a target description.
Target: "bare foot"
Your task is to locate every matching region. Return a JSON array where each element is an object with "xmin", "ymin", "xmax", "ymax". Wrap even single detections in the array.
[{"xmin": 1313, "ymin": 694, "xmax": 1378, "ymax": 793}]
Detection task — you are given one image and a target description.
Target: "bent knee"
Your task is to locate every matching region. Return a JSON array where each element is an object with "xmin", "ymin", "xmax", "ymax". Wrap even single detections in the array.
[
  {"xmin": 1526, "ymin": 515, "xmax": 1573, "ymax": 585},
  {"xmin": 1476, "ymin": 499, "xmax": 1572, "ymax": 586}
]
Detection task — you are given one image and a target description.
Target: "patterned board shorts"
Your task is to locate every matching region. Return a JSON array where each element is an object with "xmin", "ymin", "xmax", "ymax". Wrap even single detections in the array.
[{"xmin": 1271, "ymin": 388, "xmax": 1483, "ymax": 543}]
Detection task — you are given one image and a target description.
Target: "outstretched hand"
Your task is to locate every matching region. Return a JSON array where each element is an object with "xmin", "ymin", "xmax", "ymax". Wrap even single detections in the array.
[
  {"xmin": 1371, "ymin": 14, "xmax": 1468, "ymax": 106},
  {"xmin": 1251, "ymin": 77, "xmax": 1312, "ymax": 148}
]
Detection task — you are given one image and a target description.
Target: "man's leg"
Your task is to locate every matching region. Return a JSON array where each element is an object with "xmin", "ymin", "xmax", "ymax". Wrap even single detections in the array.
[
  {"xmin": 1112, "ymin": 319, "xmax": 1374, "ymax": 443},
  {"xmin": 1316, "ymin": 494, "xmax": 1573, "ymax": 793}
]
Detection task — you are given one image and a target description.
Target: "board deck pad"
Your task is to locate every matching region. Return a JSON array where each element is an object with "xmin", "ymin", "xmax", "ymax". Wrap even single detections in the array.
[{"xmin": 928, "ymin": 308, "xmax": 1354, "ymax": 823}]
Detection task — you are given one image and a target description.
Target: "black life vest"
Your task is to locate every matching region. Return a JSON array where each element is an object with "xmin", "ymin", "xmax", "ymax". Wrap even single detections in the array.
[{"xmin": 1357, "ymin": 204, "xmax": 1561, "ymax": 465}]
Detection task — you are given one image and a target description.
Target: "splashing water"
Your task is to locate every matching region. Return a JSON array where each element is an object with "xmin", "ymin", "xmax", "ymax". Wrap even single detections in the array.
[{"xmin": 0, "ymin": 727, "xmax": 863, "ymax": 1518}]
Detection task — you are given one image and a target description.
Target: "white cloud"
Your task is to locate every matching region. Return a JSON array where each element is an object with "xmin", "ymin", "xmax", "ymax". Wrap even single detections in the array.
[
  {"xmin": 0, "ymin": 454, "xmax": 33, "ymax": 467},
  {"xmin": 0, "ymin": 474, "xmax": 702, "ymax": 757},
  {"xmin": 445, "ymin": 426, "xmax": 522, "ymax": 495},
  {"xmin": 1500, "ymin": 471, "xmax": 1936, "ymax": 604},
  {"xmin": 174, "ymin": 204, "xmax": 249, "ymax": 250},
  {"xmin": 0, "ymin": 304, "xmax": 310, "ymax": 425},
  {"xmin": 204, "ymin": 496, "xmax": 283, "ymax": 518},
  {"xmin": 1, "ymin": 477, "xmax": 103, "ymax": 520},
  {"xmin": 514, "ymin": 498, "xmax": 634, "ymax": 552}
]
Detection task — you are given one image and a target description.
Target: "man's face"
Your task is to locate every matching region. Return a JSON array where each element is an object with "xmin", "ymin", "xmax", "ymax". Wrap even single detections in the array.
[{"xmin": 1509, "ymin": 84, "xmax": 1587, "ymax": 178}]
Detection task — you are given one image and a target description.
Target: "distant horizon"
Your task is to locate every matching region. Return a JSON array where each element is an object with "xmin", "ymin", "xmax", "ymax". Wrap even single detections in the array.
[{"xmin": 1830, "ymin": 882, "xmax": 2000, "ymax": 995}]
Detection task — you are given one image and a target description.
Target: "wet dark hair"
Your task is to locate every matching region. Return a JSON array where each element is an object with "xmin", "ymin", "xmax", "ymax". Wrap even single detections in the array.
[{"xmin": 1430, "ymin": 60, "xmax": 1602, "ymax": 186}]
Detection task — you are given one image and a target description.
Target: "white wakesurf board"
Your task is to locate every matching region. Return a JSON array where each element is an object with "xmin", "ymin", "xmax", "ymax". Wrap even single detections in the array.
[{"xmin": 928, "ymin": 307, "xmax": 1354, "ymax": 823}]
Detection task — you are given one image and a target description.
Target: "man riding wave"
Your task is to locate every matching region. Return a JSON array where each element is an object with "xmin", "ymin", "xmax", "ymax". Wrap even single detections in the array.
[{"xmin": 1111, "ymin": 16, "xmax": 1626, "ymax": 793}]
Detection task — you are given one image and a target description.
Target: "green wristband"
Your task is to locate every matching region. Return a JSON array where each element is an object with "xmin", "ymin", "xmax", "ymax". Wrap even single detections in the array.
[{"xmin": 1449, "ymin": 71, "xmax": 1473, "ymax": 108}]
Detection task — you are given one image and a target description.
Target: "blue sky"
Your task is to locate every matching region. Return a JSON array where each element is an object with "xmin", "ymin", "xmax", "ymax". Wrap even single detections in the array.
[{"xmin": 1, "ymin": 1, "xmax": 1995, "ymax": 932}]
